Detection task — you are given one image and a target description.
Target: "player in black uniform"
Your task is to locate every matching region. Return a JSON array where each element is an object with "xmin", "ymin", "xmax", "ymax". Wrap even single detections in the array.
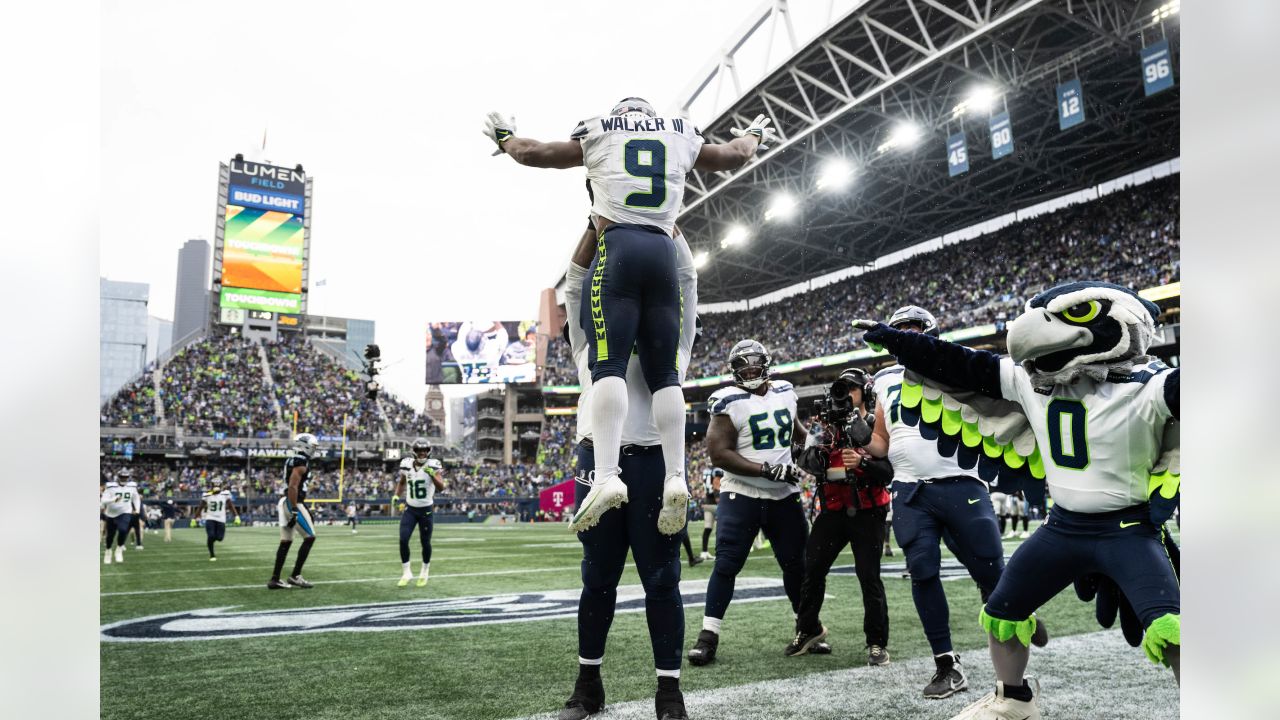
[
  {"xmin": 700, "ymin": 470, "xmax": 722, "ymax": 560},
  {"xmin": 269, "ymin": 433, "xmax": 319, "ymax": 589}
]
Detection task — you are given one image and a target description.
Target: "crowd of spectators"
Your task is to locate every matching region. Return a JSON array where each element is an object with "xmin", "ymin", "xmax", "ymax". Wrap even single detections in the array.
[
  {"xmin": 265, "ymin": 334, "xmax": 388, "ymax": 440},
  {"xmin": 541, "ymin": 177, "xmax": 1178, "ymax": 382},
  {"xmin": 158, "ymin": 335, "xmax": 279, "ymax": 437},
  {"xmin": 101, "ymin": 377, "xmax": 157, "ymax": 427}
]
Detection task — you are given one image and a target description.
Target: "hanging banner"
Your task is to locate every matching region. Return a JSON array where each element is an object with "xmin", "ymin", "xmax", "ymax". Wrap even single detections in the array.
[
  {"xmin": 1141, "ymin": 39, "xmax": 1175, "ymax": 96},
  {"xmin": 946, "ymin": 133, "xmax": 969, "ymax": 177},
  {"xmin": 989, "ymin": 112, "xmax": 1014, "ymax": 159},
  {"xmin": 1057, "ymin": 79, "xmax": 1085, "ymax": 130}
]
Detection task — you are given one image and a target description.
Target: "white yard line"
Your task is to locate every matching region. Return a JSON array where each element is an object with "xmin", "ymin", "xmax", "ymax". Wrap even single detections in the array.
[{"xmin": 506, "ymin": 630, "xmax": 1178, "ymax": 720}]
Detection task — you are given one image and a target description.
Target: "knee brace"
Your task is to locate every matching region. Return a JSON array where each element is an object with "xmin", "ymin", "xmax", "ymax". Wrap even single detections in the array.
[
  {"xmin": 1142, "ymin": 613, "xmax": 1180, "ymax": 666},
  {"xmin": 904, "ymin": 546, "xmax": 941, "ymax": 582},
  {"xmin": 980, "ymin": 607, "xmax": 1040, "ymax": 647}
]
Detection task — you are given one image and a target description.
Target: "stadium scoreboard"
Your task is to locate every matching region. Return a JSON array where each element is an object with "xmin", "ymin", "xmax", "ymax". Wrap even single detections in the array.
[{"xmin": 213, "ymin": 158, "xmax": 312, "ymax": 327}]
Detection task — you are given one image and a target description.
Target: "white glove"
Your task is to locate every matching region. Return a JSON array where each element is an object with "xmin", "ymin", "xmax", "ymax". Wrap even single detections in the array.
[
  {"xmin": 729, "ymin": 114, "xmax": 779, "ymax": 151},
  {"xmin": 482, "ymin": 111, "xmax": 517, "ymax": 156}
]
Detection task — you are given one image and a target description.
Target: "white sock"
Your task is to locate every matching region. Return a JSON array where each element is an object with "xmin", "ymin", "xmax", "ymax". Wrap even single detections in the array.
[
  {"xmin": 420, "ymin": 563, "xmax": 430, "ymax": 579},
  {"xmin": 589, "ymin": 376, "xmax": 627, "ymax": 477},
  {"xmin": 656, "ymin": 668, "xmax": 680, "ymax": 679},
  {"xmin": 935, "ymin": 651, "xmax": 957, "ymax": 660},
  {"xmin": 652, "ymin": 386, "xmax": 686, "ymax": 480},
  {"xmin": 402, "ymin": 562, "xmax": 412, "ymax": 575},
  {"xmin": 578, "ymin": 656, "xmax": 603, "ymax": 666},
  {"xmin": 702, "ymin": 616, "xmax": 722, "ymax": 634}
]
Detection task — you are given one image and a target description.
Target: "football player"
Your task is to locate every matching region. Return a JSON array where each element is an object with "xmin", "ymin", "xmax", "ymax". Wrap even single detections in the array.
[
  {"xmin": 858, "ymin": 281, "xmax": 1181, "ymax": 719},
  {"xmin": 268, "ymin": 433, "xmax": 319, "ymax": 590},
  {"xmin": 393, "ymin": 438, "xmax": 445, "ymax": 587},
  {"xmin": 864, "ymin": 306, "xmax": 1030, "ymax": 699},
  {"xmin": 555, "ymin": 215, "xmax": 699, "ymax": 720},
  {"xmin": 100, "ymin": 469, "xmax": 136, "ymax": 565},
  {"xmin": 193, "ymin": 481, "xmax": 239, "ymax": 561},
  {"xmin": 484, "ymin": 100, "xmax": 775, "ymax": 535},
  {"xmin": 688, "ymin": 340, "xmax": 809, "ymax": 667},
  {"xmin": 700, "ymin": 469, "xmax": 722, "ymax": 561},
  {"xmin": 345, "ymin": 501, "xmax": 359, "ymax": 534},
  {"xmin": 125, "ymin": 472, "xmax": 144, "ymax": 550}
]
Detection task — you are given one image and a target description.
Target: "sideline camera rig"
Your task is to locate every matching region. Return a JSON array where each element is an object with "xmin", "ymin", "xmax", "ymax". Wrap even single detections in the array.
[
  {"xmin": 361, "ymin": 344, "xmax": 382, "ymax": 400},
  {"xmin": 811, "ymin": 372, "xmax": 876, "ymax": 450}
]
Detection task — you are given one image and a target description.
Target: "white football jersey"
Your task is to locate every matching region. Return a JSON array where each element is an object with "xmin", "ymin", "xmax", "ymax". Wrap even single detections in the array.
[
  {"xmin": 572, "ymin": 115, "xmax": 705, "ymax": 233},
  {"xmin": 564, "ymin": 234, "xmax": 697, "ymax": 447},
  {"xmin": 101, "ymin": 483, "xmax": 135, "ymax": 518},
  {"xmin": 399, "ymin": 457, "xmax": 437, "ymax": 508},
  {"xmin": 202, "ymin": 490, "xmax": 233, "ymax": 522},
  {"xmin": 708, "ymin": 379, "xmax": 799, "ymax": 500},
  {"xmin": 874, "ymin": 367, "xmax": 984, "ymax": 484},
  {"xmin": 998, "ymin": 358, "xmax": 1177, "ymax": 513},
  {"xmin": 125, "ymin": 481, "xmax": 142, "ymax": 512}
]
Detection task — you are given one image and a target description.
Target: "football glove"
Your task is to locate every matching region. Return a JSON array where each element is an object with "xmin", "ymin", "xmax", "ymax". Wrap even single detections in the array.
[
  {"xmin": 1074, "ymin": 573, "xmax": 1143, "ymax": 647},
  {"xmin": 482, "ymin": 111, "xmax": 516, "ymax": 156},
  {"xmin": 189, "ymin": 519, "xmax": 197, "ymax": 528},
  {"xmin": 729, "ymin": 114, "xmax": 778, "ymax": 150},
  {"xmin": 233, "ymin": 516, "xmax": 242, "ymax": 526},
  {"xmin": 851, "ymin": 320, "xmax": 891, "ymax": 352},
  {"xmin": 760, "ymin": 461, "xmax": 803, "ymax": 485}
]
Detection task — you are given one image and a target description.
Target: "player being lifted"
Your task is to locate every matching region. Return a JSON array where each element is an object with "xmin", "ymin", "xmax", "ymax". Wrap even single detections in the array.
[
  {"xmin": 689, "ymin": 340, "xmax": 811, "ymax": 667},
  {"xmin": 268, "ymin": 433, "xmax": 319, "ymax": 590},
  {"xmin": 484, "ymin": 99, "xmax": 775, "ymax": 533},
  {"xmin": 393, "ymin": 438, "xmax": 445, "ymax": 587},
  {"xmin": 100, "ymin": 468, "xmax": 137, "ymax": 565},
  {"xmin": 193, "ymin": 481, "xmax": 239, "ymax": 561}
]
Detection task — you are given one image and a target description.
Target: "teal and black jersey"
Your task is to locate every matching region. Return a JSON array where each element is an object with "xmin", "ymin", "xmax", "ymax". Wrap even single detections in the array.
[{"xmin": 282, "ymin": 453, "xmax": 311, "ymax": 504}]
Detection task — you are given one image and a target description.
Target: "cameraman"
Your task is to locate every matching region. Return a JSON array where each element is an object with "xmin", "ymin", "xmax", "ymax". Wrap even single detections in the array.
[{"xmin": 790, "ymin": 368, "xmax": 893, "ymax": 666}]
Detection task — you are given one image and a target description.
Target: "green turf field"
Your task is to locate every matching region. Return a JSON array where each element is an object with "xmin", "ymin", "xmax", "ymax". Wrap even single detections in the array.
[{"xmin": 100, "ymin": 520, "xmax": 1178, "ymax": 720}]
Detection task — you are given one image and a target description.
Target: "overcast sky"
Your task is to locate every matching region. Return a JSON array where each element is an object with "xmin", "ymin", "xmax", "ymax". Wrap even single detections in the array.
[{"xmin": 101, "ymin": 0, "xmax": 852, "ymax": 408}]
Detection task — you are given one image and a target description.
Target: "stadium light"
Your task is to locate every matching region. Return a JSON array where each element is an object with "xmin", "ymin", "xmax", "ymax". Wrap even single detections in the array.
[
  {"xmin": 693, "ymin": 250, "xmax": 710, "ymax": 269},
  {"xmin": 764, "ymin": 192, "xmax": 798, "ymax": 221},
  {"xmin": 720, "ymin": 225, "xmax": 750, "ymax": 248},
  {"xmin": 950, "ymin": 85, "xmax": 998, "ymax": 118},
  {"xmin": 1151, "ymin": 0, "xmax": 1179, "ymax": 23},
  {"xmin": 815, "ymin": 158, "xmax": 855, "ymax": 191},
  {"xmin": 877, "ymin": 120, "xmax": 922, "ymax": 153}
]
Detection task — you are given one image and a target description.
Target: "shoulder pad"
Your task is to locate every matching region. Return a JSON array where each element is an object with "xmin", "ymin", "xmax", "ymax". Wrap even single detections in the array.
[
  {"xmin": 709, "ymin": 389, "xmax": 750, "ymax": 414},
  {"xmin": 570, "ymin": 118, "xmax": 594, "ymax": 139}
]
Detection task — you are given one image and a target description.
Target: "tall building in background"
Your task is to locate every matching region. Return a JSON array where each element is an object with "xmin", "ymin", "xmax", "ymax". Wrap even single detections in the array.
[
  {"xmin": 172, "ymin": 238, "xmax": 211, "ymax": 344},
  {"xmin": 146, "ymin": 316, "xmax": 173, "ymax": 365},
  {"xmin": 101, "ymin": 278, "xmax": 149, "ymax": 403},
  {"xmin": 304, "ymin": 314, "xmax": 376, "ymax": 371}
]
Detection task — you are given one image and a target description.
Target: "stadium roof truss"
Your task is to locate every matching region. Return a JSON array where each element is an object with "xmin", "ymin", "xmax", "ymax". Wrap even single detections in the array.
[{"xmin": 678, "ymin": 0, "xmax": 1180, "ymax": 302}]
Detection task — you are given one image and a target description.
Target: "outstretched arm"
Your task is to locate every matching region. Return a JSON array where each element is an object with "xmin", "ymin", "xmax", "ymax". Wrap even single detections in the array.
[
  {"xmin": 858, "ymin": 322, "xmax": 1005, "ymax": 399},
  {"xmin": 502, "ymin": 137, "xmax": 584, "ymax": 169}
]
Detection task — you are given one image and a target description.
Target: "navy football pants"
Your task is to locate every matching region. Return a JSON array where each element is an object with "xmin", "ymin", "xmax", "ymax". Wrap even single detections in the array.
[
  {"xmin": 575, "ymin": 442, "xmax": 684, "ymax": 671},
  {"xmin": 104, "ymin": 514, "xmax": 132, "ymax": 548},
  {"xmin": 704, "ymin": 490, "xmax": 809, "ymax": 621},
  {"xmin": 399, "ymin": 505, "xmax": 435, "ymax": 564},
  {"xmin": 985, "ymin": 504, "xmax": 1179, "ymax": 628},
  {"xmin": 581, "ymin": 224, "xmax": 681, "ymax": 391},
  {"xmin": 891, "ymin": 478, "xmax": 1004, "ymax": 654}
]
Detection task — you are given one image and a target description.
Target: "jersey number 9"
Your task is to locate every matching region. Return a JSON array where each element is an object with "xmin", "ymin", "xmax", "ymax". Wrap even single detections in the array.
[{"xmin": 624, "ymin": 139, "xmax": 667, "ymax": 209}]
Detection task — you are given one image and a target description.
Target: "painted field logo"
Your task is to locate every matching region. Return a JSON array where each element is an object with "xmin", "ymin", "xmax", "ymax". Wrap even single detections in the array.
[{"xmin": 100, "ymin": 578, "xmax": 785, "ymax": 643}]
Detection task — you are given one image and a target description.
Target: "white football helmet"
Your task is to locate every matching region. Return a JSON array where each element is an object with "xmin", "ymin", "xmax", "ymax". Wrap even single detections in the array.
[
  {"xmin": 610, "ymin": 97, "xmax": 656, "ymax": 120},
  {"xmin": 293, "ymin": 432, "xmax": 320, "ymax": 458}
]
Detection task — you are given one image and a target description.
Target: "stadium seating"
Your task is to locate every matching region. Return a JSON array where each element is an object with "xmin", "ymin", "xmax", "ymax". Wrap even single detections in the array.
[{"xmin": 543, "ymin": 176, "xmax": 1179, "ymax": 382}]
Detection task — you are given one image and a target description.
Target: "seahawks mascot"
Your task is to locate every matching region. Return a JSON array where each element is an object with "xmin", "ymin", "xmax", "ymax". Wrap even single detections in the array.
[{"xmin": 855, "ymin": 281, "xmax": 1179, "ymax": 720}]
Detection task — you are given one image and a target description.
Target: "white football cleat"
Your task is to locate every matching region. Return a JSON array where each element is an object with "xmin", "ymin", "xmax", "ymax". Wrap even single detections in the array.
[
  {"xmin": 657, "ymin": 473, "xmax": 692, "ymax": 535},
  {"xmin": 569, "ymin": 470, "xmax": 627, "ymax": 533},
  {"xmin": 114, "ymin": 547, "xmax": 124, "ymax": 564},
  {"xmin": 949, "ymin": 679, "xmax": 1041, "ymax": 720},
  {"xmin": 1018, "ymin": 531, "xmax": 1030, "ymax": 539},
  {"xmin": 103, "ymin": 550, "xmax": 112, "ymax": 565}
]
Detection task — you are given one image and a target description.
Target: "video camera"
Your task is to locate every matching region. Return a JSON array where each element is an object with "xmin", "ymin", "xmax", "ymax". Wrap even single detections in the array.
[
  {"xmin": 361, "ymin": 344, "xmax": 382, "ymax": 400},
  {"xmin": 811, "ymin": 370, "xmax": 876, "ymax": 450}
]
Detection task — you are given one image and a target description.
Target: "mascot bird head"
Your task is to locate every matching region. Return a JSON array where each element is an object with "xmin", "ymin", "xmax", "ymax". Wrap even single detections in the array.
[{"xmin": 1006, "ymin": 281, "xmax": 1161, "ymax": 383}]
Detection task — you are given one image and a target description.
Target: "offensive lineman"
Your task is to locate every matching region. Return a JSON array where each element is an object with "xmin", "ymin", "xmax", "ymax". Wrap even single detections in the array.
[
  {"xmin": 556, "ymin": 213, "xmax": 699, "ymax": 720},
  {"xmin": 864, "ymin": 306, "xmax": 1043, "ymax": 699},
  {"xmin": 393, "ymin": 438, "xmax": 445, "ymax": 587},
  {"xmin": 268, "ymin": 433, "xmax": 319, "ymax": 590},
  {"xmin": 193, "ymin": 481, "xmax": 239, "ymax": 561},
  {"xmin": 101, "ymin": 468, "xmax": 137, "ymax": 565},
  {"xmin": 484, "ymin": 100, "xmax": 775, "ymax": 533},
  {"xmin": 688, "ymin": 340, "xmax": 810, "ymax": 667}
]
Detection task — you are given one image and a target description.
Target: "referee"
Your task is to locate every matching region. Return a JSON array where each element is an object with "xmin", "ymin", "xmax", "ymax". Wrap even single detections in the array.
[{"xmin": 790, "ymin": 368, "xmax": 893, "ymax": 666}]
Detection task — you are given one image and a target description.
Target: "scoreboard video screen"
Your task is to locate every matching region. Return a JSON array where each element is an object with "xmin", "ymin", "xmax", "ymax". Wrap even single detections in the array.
[{"xmin": 425, "ymin": 321, "xmax": 539, "ymax": 384}]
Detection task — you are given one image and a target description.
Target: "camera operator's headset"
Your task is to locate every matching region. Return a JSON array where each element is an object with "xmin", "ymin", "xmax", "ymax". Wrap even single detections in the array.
[{"xmin": 837, "ymin": 367, "xmax": 876, "ymax": 417}]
